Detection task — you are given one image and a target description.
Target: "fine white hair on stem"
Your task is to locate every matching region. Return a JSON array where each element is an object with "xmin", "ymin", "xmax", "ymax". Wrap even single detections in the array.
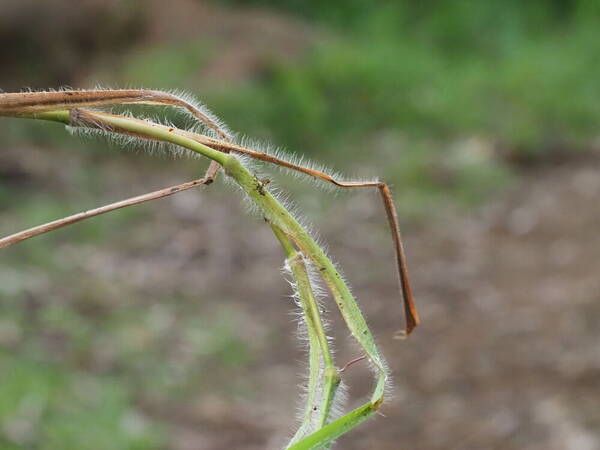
[
  {"xmin": 282, "ymin": 256, "xmax": 332, "ymax": 341},
  {"xmin": 235, "ymin": 135, "xmax": 372, "ymax": 193},
  {"xmin": 328, "ymin": 379, "xmax": 349, "ymax": 422},
  {"xmin": 4, "ymin": 87, "xmax": 233, "ymax": 142},
  {"xmin": 159, "ymin": 87, "xmax": 233, "ymax": 140},
  {"xmin": 221, "ymin": 153, "xmax": 327, "ymax": 249},
  {"xmin": 66, "ymin": 113, "xmax": 203, "ymax": 160},
  {"xmin": 220, "ymin": 153, "xmax": 265, "ymax": 217},
  {"xmin": 347, "ymin": 331, "xmax": 393, "ymax": 402},
  {"xmin": 282, "ymin": 255, "xmax": 341, "ymax": 443}
]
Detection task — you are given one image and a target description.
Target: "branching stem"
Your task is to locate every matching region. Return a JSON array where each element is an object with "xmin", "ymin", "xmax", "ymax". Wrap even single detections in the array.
[{"xmin": 0, "ymin": 93, "xmax": 416, "ymax": 448}]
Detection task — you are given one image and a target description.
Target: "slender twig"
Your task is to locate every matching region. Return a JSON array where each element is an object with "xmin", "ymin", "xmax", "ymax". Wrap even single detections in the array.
[
  {"xmin": 0, "ymin": 89, "xmax": 229, "ymax": 213},
  {"xmin": 0, "ymin": 176, "xmax": 213, "ymax": 249},
  {"xmin": 339, "ymin": 355, "xmax": 367, "ymax": 373},
  {"xmin": 0, "ymin": 89, "xmax": 231, "ymax": 139}
]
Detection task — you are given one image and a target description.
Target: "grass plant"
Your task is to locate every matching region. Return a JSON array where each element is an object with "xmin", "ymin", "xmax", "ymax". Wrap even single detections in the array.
[{"xmin": 0, "ymin": 89, "xmax": 419, "ymax": 449}]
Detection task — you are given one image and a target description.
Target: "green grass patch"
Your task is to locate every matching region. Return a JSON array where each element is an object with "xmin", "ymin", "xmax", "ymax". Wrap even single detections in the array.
[{"xmin": 0, "ymin": 352, "xmax": 165, "ymax": 449}]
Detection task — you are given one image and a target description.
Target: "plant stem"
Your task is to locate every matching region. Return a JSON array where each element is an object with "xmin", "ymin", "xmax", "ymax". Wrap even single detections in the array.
[
  {"xmin": 284, "ymin": 249, "xmax": 341, "ymax": 445},
  {"xmin": 9, "ymin": 108, "xmax": 390, "ymax": 448},
  {"xmin": 0, "ymin": 178, "xmax": 211, "ymax": 249},
  {"xmin": 223, "ymin": 155, "xmax": 388, "ymax": 404},
  {"xmin": 288, "ymin": 402, "xmax": 378, "ymax": 450},
  {"xmin": 272, "ymin": 225, "xmax": 332, "ymax": 446}
]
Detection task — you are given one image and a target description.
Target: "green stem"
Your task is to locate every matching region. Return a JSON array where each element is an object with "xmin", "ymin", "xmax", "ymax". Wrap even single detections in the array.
[
  {"xmin": 223, "ymin": 156, "xmax": 388, "ymax": 404},
  {"xmin": 287, "ymin": 252, "xmax": 340, "ymax": 437},
  {"xmin": 19, "ymin": 110, "xmax": 228, "ymax": 165},
  {"xmin": 11, "ymin": 108, "xmax": 389, "ymax": 448},
  {"xmin": 288, "ymin": 402, "xmax": 379, "ymax": 450},
  {"xmin": 272, "ymin": 225, "xmax": 340, "ymax": 446}
]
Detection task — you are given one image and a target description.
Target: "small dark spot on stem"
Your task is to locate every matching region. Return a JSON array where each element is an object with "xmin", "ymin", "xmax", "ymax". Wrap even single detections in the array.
[
  {"xmin": 256, "ymin": 181, "xmax": 266, "ymax": 196},
  {"xmin": 168, "ymin": 127, "xmax": 174, "ymax": 132}
]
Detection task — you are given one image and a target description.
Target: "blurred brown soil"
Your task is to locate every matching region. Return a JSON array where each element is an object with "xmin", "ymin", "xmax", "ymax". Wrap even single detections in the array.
[
  {"xmin": 333, "ymin": 159, "xmax": 600, "ymax": 450},
  {"xmin": 177, "ymin": 157, "xmax": 600, "ymax": 450},
  {"xmin": 7, "ymin": 149, "xmax": 596, "ymax": 450}
]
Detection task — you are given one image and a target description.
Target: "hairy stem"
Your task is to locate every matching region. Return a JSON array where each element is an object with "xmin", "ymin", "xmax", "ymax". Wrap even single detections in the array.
[
  {"xmin": 284, "ymin": 250, "xmax": 340, "ymax": 445},
  {"xmin": 5, "ymin": 107, "xmax": 390, "ymax": 448},
  {"xmin": 272, "ymin": 226, "xmax": 338, "ymax": 447},
  {"xmin": 288, "ymin": 402, "xmax": 379, "ymax": 450}
]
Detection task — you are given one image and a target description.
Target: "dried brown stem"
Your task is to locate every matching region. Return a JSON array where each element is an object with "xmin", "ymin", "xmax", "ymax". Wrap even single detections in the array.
[
  {"xmin": 0, "ymin": 176, "xmax": 213, "ymax": 249},
  {"xmin": 0, "ymin": 89, "xmax": 230, "ymax": 187},
  {"xmin": 0, "ymin": 89, "xmax": 229, "ymax": 140}
]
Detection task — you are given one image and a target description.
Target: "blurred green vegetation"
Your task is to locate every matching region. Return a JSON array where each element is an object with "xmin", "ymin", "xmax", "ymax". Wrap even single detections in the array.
[
  {"xmin": 213, "ymin": 0, "xmax": 600, "ymax": 154},
  {"xmin": 5, "ymin": 1, "xmax": 600, "ymax": 212},
  {"xmin": 123, "ymin": 0, "xmax": 600, "ymax": 210},
  {"xmin": 0, "ymin": 250, "xmax": 252, "ymax": 448},
  {"xmin": 0, "ymin": 352, "xmax": 164, "ymax": 449}
]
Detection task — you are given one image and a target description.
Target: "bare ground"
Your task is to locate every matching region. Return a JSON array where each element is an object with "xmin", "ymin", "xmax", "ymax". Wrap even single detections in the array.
[{"xmin": 2, "ymin": 143, "xmax": 599, "ymax": 449}]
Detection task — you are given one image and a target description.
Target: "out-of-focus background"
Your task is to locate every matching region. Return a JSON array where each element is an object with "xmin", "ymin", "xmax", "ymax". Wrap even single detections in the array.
[{"xmin": 1, "ymin": 1, "xmax": 599, "ymax": 449}]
